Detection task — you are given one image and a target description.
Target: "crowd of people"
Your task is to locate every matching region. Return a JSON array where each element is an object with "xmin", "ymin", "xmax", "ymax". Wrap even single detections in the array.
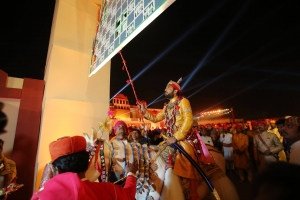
[{"xmin": 111, "ymin": 117, "xmax": 295, "ymax": 173}]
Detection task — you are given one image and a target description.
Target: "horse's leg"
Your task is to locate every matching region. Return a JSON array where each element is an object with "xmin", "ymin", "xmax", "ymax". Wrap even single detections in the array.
[{"xmin": 160, "ymin": 168, "xmax": 185, "ymax": 200}]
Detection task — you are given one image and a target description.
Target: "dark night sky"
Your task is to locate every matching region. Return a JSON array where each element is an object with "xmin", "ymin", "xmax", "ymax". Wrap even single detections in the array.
[{"xmin": 1, "ymin": 0, "xmax": 300, "ymax": 120}]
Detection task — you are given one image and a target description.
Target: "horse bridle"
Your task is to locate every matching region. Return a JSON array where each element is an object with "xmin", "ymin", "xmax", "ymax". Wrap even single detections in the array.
[{"xmin": 86, "ymin": 139, "xmax": 107, "ymax": 182}]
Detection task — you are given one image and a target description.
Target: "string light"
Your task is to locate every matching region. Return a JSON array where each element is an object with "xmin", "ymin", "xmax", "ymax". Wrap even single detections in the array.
[{"xmin": 197, "ymin": 108, "xmax": 232, "ymax": 118}]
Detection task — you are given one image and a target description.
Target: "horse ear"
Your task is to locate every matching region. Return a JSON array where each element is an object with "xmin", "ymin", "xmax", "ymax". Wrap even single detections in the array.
[
  {"xmin": 92, "ymin": 128, "xmax": 98, "ymax": 141},
  {"xmin": 83, "ymin": 132, "xmax": 90, "ymax": 143}
]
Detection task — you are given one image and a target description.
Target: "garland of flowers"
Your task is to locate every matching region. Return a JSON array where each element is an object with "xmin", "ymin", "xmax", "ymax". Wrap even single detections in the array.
[{"xmin": 164, "ymin": 96, "xmax": 183, "ymax": 136}]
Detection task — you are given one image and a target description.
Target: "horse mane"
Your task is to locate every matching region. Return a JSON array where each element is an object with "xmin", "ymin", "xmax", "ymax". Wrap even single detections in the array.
[{"xmin": 97, "ymin": 116, "xmax": 113, "ymax": 139}]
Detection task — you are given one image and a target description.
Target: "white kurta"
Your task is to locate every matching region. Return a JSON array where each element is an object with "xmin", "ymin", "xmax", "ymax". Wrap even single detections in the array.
[
  {"xmin": 220, "ymin": 133, "xmax": 234, "ymax": 160},
  {"xmin": 201, "ymin": 136, "xmax": 214, "ymax": 146}
]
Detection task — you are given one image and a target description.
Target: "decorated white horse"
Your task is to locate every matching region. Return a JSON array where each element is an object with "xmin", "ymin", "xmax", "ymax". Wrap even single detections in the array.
[{"xmin": 84, "ymin": 118, "xmax": 240, "ymax": 200}]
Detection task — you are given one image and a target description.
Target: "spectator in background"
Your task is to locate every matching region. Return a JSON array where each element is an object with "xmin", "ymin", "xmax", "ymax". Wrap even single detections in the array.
[
  {"xmin": 206, "ymin": 124, "xmax": 213, "ymax": 136},
  {"xmin": 31, "ymin": 136, "xmax": 137, "ymax": 200},
  {"xmin": 110, "ymin": 120, "xmax": 128, "ymax": 142},
  {"xmin": 268, "ymin": 119, "xmax": 286, "ymax": 161},
  {"xmin": 129, "ymin": 128, "xmax": 148, "ymax": 145},
  {"xmin": 253, "ymin": 121, "xmax": 283, "ymax": 172},
  {"xmin": 220, "ymin": 125, "xmax": 234, "ymax": 173},
  {"xmin": 201, "ymin": 128, "xmax": 214, "ymax": 146},
  {"xmin": 142, "ymin": 128, "xmax": 153, "ymax": 145},
  {"xmin": 211, "ymin": 133, "xmax": 222, "ymax": 152},
  {"xmin": 232, "ymin": 125, "xmax": 252, "ymax": 183},
  {"xmin": 210, "ymin": 129, "xmax": 218, "ymax": 139},
  {"xmin": 276, "ymin": 118, "xmax": 290, "ymax": 161},
  {"xmin": 247, "ymin": 121, "xmax": 258, "ymax": 171},
  {"xmin": 230, "ymin": 123, "xmax": 237, "ymax": 135},
  {"xmin": 0, "ymin": 139, "xmax": 18, "ymax": 187},
  {"xmin": 150, "ymin": 129, "xmax": 163, "ymax": 145},
  {"xmin": 281, "ymin": 116, "xmax": 300, "ymax": 165}
]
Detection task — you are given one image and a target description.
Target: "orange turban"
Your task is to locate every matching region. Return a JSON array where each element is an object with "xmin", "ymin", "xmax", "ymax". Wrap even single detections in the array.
[{"xmin": 49, "ymin": 136, "xmax": 86, "ymax": 161}]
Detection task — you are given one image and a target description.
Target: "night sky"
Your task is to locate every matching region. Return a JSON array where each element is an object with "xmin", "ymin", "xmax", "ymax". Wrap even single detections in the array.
[{"xmin": 1, "ymin": 0, "xmax": 300, "ymax": 120}]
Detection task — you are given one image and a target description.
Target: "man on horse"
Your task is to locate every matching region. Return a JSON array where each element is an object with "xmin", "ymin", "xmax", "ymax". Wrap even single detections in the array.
[{"xmin": 138, "ymin": 78, "xmax": 200, "ymax": 200}]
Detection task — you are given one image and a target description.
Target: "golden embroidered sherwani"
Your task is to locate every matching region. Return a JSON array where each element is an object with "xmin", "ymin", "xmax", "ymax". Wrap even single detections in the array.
[{"xmin": 143, "ymin": 96, "xmax": 198, "ymax": 180}]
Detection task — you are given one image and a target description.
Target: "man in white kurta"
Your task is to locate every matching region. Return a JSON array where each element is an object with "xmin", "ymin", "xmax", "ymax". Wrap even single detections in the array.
[
  {"xmin": 281, "ymin": 116, "xmax": 300, "ymax": 165},
  {"xmin": 201, "ymin": 128, "xmax": 214, "ymax": 146},
  {"xmin": 253, "ymin": 121, "xmax": 283, "ymax": 172},
  {"xmin": 219, "ymin": 126, "xmax": 234, "ymax": 172}
]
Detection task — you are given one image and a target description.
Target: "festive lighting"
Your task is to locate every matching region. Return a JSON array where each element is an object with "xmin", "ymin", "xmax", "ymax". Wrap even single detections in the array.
[
  {"xmin": 182, "ymin": 1, "xmax": 250, "ymax": 90},
  {"xmin": 197, "ymin": 108, "xmax": 232, "ymax": 118}
]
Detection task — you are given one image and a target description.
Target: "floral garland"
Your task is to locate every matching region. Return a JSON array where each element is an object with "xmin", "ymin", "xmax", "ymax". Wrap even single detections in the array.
[{"xmin": 164, "ymin": 96, "xmax": 184, "ymax": 136}]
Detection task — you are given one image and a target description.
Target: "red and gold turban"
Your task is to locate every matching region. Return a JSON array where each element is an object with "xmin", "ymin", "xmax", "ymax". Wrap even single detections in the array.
[{"xmin": 167, "ymin": 80, "xmax": 181, "ymax": 93}]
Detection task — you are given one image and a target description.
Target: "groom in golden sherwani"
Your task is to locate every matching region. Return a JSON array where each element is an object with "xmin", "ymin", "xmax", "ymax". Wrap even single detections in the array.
[{"xmin": 138, "ymin": 79, "xmax": 199, "ymax": 200}]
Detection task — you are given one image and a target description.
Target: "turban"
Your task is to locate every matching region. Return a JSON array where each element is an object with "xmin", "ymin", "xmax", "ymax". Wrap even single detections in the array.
[
  {"xmin": 223, "ymin": 125, "xmax": 229, "ymax": 129},
  {"xmin": 49, "ymin": 136, "xmax": 86, "ymax": 162},
  {"xmin": 285, "ymin": 116, "xmax": 300, "ymax": 126},
  {"xmin": 114, "ymin": 120, "xmax": 127, "ymax": 133},
  {"xmin": 236, "ymin": 124, "xmax": 243, "ymax": 129},
  {"xmin": 167, "ymin": 80, "xmax": 181, "ymax": 93},
  {"xmin": 251, "ymin": 121, "xmax": 257, "ymax": 125},
  {"xmin": 256, "ymin": 121, "xmax": 266, "ymax": 125},
  {"xmin": 270, "ymin": 119, "xmax": 276, "ymax": 124}
]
